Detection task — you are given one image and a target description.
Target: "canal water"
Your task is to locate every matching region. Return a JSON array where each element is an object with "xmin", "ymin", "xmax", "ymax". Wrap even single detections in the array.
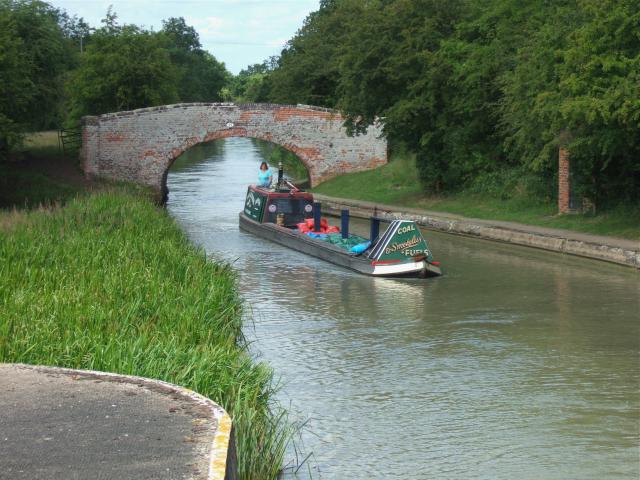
[{"xmin": 166, "ymin": 138, "xmax": 639, "ymax": 479}]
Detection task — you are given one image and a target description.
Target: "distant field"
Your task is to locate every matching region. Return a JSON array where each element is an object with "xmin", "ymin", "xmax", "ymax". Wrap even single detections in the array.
[{"xmin": 20, "ymin": 130, "xmax": 59, "ymax": 148}]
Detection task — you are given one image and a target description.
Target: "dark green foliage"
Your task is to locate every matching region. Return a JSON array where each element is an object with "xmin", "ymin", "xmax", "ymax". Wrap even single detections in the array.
[
  {"xmin": 223, "ymin": 61, "xmax": 274, "ymax": 103},
  {"xmin": 502, "ymin": 0, "xmax": 640, "ymax": 205},
  {"xmin": 161, "ymin": 17, "xmax": 229, "ymax": 102},
  {"xmin": 265, "ymin": 0, "xmax": 640, "ymax": 205},
  {"xmin": 0, "ymin": 14, "xmax": 32, "ymax": 155},
  {"xmin": 0, "ymin": 0, "xmax": 71, "ymax": 129},
  {"xmin": 0, "ymin": 0, "xmax": 75, "ymax": 154},
  {"xmin": 0, "ymin": 3, "xmax": 231, "ymax": 149},
  {"xmin": 267, "ymin": 0, "xmax": 358, "ymax": 106},
  {"xmin": 66, "ymin": 17, "xmax": 179, "ymax": 123}
]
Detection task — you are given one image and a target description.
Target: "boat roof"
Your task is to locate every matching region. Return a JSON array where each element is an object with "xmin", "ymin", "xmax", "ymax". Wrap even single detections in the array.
[{"xmin": 249, "ymin": 184, "xmax": 313, "ymax": 199}]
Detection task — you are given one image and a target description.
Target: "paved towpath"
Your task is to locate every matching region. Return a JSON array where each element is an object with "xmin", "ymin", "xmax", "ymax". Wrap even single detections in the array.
[{"xmin": 0, "ymin": 364, "xmax": 233, "ymax": 480}]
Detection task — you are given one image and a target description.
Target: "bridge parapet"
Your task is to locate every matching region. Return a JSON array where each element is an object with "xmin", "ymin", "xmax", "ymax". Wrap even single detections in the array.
[{"xmin": 81, "ymin": 103, "xmax": 387, "ymax": 200}]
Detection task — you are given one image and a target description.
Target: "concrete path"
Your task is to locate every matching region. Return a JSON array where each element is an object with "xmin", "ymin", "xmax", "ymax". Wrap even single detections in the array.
[
  {"xmin": 0, "ymin": 364, "xmax": 234, "ymax": 480},
  {"xmin": 314, "ymin": 194, "xmax": 640, "ymax": 268}
]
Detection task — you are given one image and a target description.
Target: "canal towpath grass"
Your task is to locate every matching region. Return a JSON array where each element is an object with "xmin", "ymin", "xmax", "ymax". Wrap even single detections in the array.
[
  {"xmin": 311, "ymin": 152, "xmax": 640, "ymax": 241},
  {"xmin": 1, "ymin": 138, "xmax": 291, "ymax": 479}
]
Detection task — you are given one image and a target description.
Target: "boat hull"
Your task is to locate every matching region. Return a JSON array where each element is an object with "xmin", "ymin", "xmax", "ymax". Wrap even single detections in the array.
[{"xmin": 239, "ymin": 213, "xmax": 442, "ymax": 278}]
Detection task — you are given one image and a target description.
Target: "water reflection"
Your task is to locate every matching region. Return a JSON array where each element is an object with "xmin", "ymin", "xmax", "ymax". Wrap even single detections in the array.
[{"xmin": 167, "ymin": 138, "xmax": 640, "ymax": 480}]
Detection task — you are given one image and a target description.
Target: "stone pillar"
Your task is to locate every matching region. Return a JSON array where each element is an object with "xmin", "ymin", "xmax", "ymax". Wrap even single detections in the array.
[{"xmin": 558, "ymin": 147, "xmax": 570, "ymax": 214}]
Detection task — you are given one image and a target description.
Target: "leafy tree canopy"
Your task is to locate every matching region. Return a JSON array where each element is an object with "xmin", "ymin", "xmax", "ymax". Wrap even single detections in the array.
[
  {"xmin": 161, "ymin": 17, "xmax": 229, "ymax": 103},
  {"xmin": 263, "ymin": 0, "xmax": 640, "ymax": 203},
  {"xmin": 67, "ymin": 14, "xmax": 179, "ymax": 123}
]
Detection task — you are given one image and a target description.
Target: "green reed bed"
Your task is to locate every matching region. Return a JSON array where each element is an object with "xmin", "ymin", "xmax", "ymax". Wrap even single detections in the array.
[{"xmin": 0, "ymin": 190, "xmax": 289, "ymax": 480}]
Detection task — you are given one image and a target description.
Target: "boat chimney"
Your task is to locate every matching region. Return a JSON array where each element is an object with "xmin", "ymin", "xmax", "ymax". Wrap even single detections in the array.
[
  {"xmin": 341, "ymin": 209, "xmax": 350, "ymax": 239},
  {"xmin": 313, "ymin": 202, "xmax": 322, "ymax": 232},
  {"xmin": 370, "ymin": 217, "xmax": 380, "ymax": 244},
  {"xmin": 277, "ymin": 161, "xmax": 284, "ymax": 189}
]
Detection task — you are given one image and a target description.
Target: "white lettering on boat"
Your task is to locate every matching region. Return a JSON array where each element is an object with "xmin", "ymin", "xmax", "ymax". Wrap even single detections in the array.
[
  {"xmin": 397, "ymin": 224, "xmax": 416, "ymax": 234},
  {"xmin": 403, "ymin": 248, "xmax": 430, "ymax": 256},
  {"xmin": 384, "ymin": 235, "xmax": 421, "ymax": 254}
]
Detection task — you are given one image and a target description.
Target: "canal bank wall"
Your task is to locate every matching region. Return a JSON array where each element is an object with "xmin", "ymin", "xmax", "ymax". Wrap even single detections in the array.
[{"xmin": 314, "ymin": 194, "xmax": 640, "ymax": 269}]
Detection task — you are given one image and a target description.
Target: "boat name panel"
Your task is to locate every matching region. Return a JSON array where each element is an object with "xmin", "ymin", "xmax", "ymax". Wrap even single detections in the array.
[
  {"xmin": 370, "ymin": 220, "xmax": 434, "ymax": 262},
  {"xmin": 244, "ymin": 188, "xmax": 267, "ymax": 222}
]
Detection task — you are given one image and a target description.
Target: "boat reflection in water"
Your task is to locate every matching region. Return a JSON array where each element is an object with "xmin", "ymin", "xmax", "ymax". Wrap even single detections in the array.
[{"xmin": 243, "ymin": 258, "xmax": 432, "ymax": 322}]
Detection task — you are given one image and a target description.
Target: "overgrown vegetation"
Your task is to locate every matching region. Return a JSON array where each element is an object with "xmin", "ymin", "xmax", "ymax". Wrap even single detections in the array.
[
  {"xmin": 0, "ymin": 189, "xmax": 291, "ymax": 479},
  {"xmin": 262, "ymin": 0, "xmax": 640, "ymax": 209},
  {"xmin": 0, "ymin": 131, "xmax": 84, "ymax": 208},
  {"xmin": 0, "ymin": 129, "xmax": 293, "ymax": 477},
  {"xmin": 0, "ymin": 0, "xmax": 229, "ymax": 153}
]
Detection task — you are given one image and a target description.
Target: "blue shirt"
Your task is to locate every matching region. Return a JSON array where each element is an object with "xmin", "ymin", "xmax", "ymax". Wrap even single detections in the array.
[{"xmin": 258, "ymin": 168, "xmax": 272, "ymax": 187}]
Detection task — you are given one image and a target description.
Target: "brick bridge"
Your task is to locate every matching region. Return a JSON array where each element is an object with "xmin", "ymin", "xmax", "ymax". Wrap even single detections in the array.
[{"xmin": 81, "ymin": 103, "xmax": 387, "ymax": 200}]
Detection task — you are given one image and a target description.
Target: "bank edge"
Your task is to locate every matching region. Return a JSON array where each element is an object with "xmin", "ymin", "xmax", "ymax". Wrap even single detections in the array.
[{"xmin": 314, "ymin": 194, "xmax": 640, "ymax": 269}]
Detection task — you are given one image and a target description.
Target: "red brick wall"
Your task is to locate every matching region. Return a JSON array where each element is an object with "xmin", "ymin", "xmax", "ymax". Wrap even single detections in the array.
[
  {"xmin": 81, "ymin": 103, "xmax": 387, "ymax": 198},
  {"xmin": 558, "ymin": 148, "xmax": 570, "ymax": 214}
]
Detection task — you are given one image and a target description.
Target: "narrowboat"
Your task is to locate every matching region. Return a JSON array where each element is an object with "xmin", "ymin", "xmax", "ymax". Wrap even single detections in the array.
[{"xmin": 238, "ymin": 165, "xmax": 442, "ymax": 278}]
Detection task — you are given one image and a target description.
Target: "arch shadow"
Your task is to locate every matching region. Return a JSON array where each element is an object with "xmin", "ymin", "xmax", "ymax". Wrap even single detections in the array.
[{"xmin": 160, "ymin": 130, "xmax": 315, "ymax": 204}]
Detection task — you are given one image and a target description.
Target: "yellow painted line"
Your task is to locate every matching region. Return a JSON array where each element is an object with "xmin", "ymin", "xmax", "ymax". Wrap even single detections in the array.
[{"xmin": 209, "ymin": 411, "xmax": 233, "ymax": 480}]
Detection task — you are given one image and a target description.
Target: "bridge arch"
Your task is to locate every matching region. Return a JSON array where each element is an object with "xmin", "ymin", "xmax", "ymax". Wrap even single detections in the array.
[{"xmin": 81, "ymin": 103, "xmax": 387, "ymax": 200}]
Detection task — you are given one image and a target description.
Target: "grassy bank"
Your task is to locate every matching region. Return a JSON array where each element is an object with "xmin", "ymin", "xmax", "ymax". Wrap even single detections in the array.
[
  {"xmin": 313, "ymin": 154, "xmax": 640, "ymax": 240},
  {"xmin": 0, "ymin": 190, "xmax": 289, "ymax": 479}
]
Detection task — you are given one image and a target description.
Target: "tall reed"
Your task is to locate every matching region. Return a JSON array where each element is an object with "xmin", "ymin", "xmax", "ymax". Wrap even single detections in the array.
[{"xmin": 0, "ymin": 190, "xmax": 290, "ymax": 479}]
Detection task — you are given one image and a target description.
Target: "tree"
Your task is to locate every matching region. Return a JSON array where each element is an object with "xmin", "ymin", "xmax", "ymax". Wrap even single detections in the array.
[
  {"xmin": 224, "ymin": 61, "xmax": 276, "ymax": 103},
  {"xmin": 58, "ymin": 12, "xmax": 92, "ymax": 54},
  {"xmin": 0, "ymin": 12, "xmax": 33, "ymax": 156},
  {"xmin": 161, "ymin": 16, "xmax": 201, "ymax": 51},
  {"xmin": 501, "ymin": 0, "xmax": 640, "ymax": 203},
  {"xmin": 161, "ymin": 17, "xmax": 229, "ymax": 102},
  {"xmin": 0, "ymin": 0, "xmax": 79, "ymax": 156},
  {"xmin": 267, "ymin": 0, "xmax": 358, "ymax": 106},
  {"xmin": 67, "ymin": 14, "xmax": 179, "ymax": 123},
  {"xmin": 0, "ymin": 0, "xmax": 71, "ymax": 132}
]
